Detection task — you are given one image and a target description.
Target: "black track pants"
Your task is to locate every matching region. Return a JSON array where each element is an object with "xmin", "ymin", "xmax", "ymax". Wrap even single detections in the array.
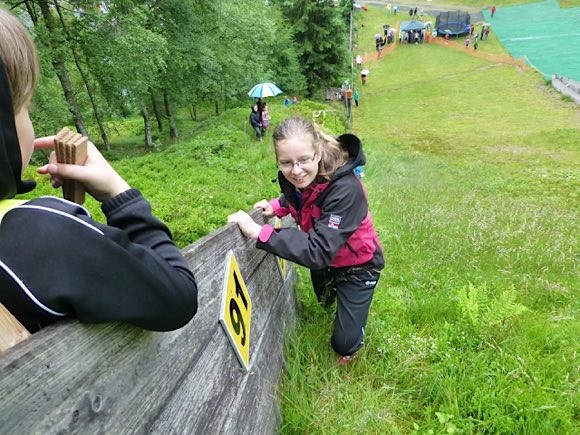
[{"xmin": 310, "ymin": 267, "xmax": 381, "ymax": 357}]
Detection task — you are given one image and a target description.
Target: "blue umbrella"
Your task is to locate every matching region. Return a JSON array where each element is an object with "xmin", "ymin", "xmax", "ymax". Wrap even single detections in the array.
[{"xmin": 248, "ymin": 82, "xmax": 283, "ymax": 98}]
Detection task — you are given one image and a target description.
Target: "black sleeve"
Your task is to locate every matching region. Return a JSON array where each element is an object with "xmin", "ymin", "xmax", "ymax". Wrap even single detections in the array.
[
  {"xmin": 257, "ymin": 176, "xmax": 368, "ymax": 269},
  {"xmin": 101, "ymin": 189, "xmax": 195, "ymax": 288}
]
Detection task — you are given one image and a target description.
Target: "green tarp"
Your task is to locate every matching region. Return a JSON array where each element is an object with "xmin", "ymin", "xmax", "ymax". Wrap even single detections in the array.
[{"xmin": 485, "ymin": 0, "xmax": 580, "ymax": 81}]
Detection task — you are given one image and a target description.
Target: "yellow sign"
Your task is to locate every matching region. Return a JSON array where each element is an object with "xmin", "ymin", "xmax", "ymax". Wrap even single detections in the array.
[
  {"xmin": 219, "ymin": 250, "xmax": 252, "ymax": 371},
  {"xmin": 274, "ymin": 217, "xmax": 288, "ymax": 279}
]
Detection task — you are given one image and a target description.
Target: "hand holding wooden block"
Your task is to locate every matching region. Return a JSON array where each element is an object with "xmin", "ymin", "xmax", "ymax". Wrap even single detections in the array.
[{"xmin": 54, "ymin": 127, "xmax": 88, "ymax": 204}]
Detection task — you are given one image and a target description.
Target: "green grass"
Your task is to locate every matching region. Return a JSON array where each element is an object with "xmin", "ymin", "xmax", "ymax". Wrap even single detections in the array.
[
  {"xmin": 279, "ymin": 5, "xmax": 579, "ymax": 434},
  {"xmin": 22, "ymin": 2, "xmax": 579, "ymax": 434}
]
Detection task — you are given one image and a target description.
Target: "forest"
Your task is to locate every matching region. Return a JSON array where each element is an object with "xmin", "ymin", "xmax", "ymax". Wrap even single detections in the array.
[{"xmin": 5, "ymin": 0, "xmax": 352, "ymax": 150}]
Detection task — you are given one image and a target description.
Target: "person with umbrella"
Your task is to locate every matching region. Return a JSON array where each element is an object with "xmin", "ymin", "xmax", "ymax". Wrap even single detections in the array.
[
  {"xmin": 374, "ymin": 33, "xmax": 383, "ymax": 58},
  {"xmin": 248, "ymin": 82, "xmax": 282, "ymax": 139},
  {"xmin": 249, "ymin": 104, "xmax": 262, "ymax": 141},
  {"xmin": 361, "ymin": 69, "xmax": 369, "ymax": 85},
  {"xmin": 248, "ymin": 82, "xmax": 283, "ymax": 99}
]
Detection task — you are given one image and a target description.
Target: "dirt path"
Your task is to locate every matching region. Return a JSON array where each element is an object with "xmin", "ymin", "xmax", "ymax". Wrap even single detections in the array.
[
  {"xmin": 428, "ymin": 37, "xmax": 527, "ymax": 68},
  {"xmin": 361, "ymin": 37, "xmax": 527, "ymax": 72}
]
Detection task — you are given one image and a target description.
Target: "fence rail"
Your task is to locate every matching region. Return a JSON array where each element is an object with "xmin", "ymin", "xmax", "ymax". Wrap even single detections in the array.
[{"xmin": 0, "ymin": 210, "xmax": 297, "ymax": 434}]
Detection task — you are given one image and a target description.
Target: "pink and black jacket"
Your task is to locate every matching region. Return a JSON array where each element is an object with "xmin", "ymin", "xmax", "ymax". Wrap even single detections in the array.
[{"xmin": 257, "ymin": 134, "xmax": 384, "ymax": 271}]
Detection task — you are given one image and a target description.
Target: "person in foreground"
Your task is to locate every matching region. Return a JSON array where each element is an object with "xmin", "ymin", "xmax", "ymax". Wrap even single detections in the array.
[
  {"xmin": 0, "ymin": 7, "xmax": 197, "ymax": 333},
  {"xmin": 228, "ymin": 117, "xmax": 384, "ymax": 365}
]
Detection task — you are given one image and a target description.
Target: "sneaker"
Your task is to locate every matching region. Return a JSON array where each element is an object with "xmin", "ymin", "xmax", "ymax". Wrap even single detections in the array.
[{"xmin": 338, "ymin": 354, "xmax": 356, "ymax": 366}]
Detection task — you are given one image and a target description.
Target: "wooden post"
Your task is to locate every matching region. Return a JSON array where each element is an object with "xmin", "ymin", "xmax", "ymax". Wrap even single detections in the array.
[{"xmin": 0, "ymin": 303, "xmax": 30, "ymax": 353}]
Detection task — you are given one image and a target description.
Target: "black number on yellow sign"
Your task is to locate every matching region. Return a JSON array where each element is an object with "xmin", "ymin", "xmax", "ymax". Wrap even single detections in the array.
[
  {"xmin": 229, "ymin": 273, "xmax": 248, "ymax": 345},
  {"xmin": 229, "ymin": 299, "xmax": 245, "ymax": 346},
  {"xmin": 220, "ymin": 250, "xmax": 253, "ymax": 370}
]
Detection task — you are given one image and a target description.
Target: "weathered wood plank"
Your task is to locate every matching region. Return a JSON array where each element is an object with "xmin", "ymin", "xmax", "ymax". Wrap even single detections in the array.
[
  {"xmin": 222, "ymin": 272, "xmax": 297, "ymax": 434},
  {"xmin": 149, "ymin": 260, "xmax": 296, "ymax": 434},
  {"xmin": 0, "ymin": 212, "xmax": 297, "ymax": 434}
]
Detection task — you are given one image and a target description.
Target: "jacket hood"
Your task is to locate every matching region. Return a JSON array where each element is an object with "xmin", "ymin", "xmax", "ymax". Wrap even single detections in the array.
[
  {"xmin": 0, "ymin": 57, "xmax": 36, "ymax": 200},
  {"xmin": 332, "ymin": 133, "xmax": 366, "ymax": 179}
]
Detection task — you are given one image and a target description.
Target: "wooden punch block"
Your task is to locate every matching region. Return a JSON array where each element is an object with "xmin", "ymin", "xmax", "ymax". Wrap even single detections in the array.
[
  {"xmin": 0, "ymin": 302, "xmax": 30, "ymax": 353},
  {"xmin": 54, "ymin": 127, "xmax": 88, "ymax": 204}
]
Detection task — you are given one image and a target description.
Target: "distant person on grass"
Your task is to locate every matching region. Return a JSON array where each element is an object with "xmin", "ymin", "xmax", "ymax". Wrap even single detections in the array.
[
  {"xmin": 249, "ymin": 104, "xmax": 262, "ymax": 141},
  {"xmin": 0, "ymin": 7, "xmax": 198, "ymax": 333},
  {"xmin": 261, "ymin": 102, "xmax": 270, "ymax": 136},
  {"xmin": 228, "ymin": 117, "xmax": 385, "ymax": 366}
]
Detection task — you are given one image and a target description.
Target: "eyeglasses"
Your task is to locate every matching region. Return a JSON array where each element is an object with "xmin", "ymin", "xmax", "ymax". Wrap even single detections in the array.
[{"xmin": 278, "ymin": 154, "xmax": 317, "ymax": 172}]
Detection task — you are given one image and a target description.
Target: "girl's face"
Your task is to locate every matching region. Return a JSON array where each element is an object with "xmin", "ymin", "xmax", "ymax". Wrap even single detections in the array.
[
  {"xmin": 276, "ymin": 134, "xmax": 321, "ymax": 189},
  {"xmin": 15, "ymin": 107, "xmax": 35, "ymax": 173}
]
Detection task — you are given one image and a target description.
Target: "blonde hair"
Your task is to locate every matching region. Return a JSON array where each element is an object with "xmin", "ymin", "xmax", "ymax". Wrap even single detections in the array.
[
  {"xmin": 0, "ymin": 6, "xmax": 39, "ymax": 112},
  {"xmin": 272, "ymin": 117, "xmax": 348, "ymax": 180}
]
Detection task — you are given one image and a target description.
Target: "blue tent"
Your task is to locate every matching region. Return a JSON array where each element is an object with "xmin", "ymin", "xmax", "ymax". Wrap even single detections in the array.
[{"xmin": 401, "ymin": 20, "xmax": 425, "ymax": 32}]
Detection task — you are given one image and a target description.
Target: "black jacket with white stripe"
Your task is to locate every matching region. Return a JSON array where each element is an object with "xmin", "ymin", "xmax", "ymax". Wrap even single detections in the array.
[
  {"xmin": 0, "ymin": 192, "xmax": 198, "ymax": 332},
  {"xmin": 0, "ymin": 56, "xmax": 197, "ymax": 333}
]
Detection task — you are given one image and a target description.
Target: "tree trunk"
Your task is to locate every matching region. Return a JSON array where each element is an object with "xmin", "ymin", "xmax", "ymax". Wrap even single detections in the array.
[
  {"xmin": 141, "ymin": 106, "xmax": 155, "ymax": 148},
  {"xmin": 37, "ymin": 0, "xmax": 88, "ymax": 137},
  {"xmin": 150, "ymin": 89, "xmax": 163, "ymax": 131},
  {"xmin": 214, "ymin": 100, "xmax": 219, "ymax": 116},
  {"xmin": 54, "ymin": 1, "xmax": 110, "ymax": 151},
  {"xmin": 189, "ymin": 104, "xmax": 197, "ymax": 121},
  {"xmin": 23, "ymin": 0, "xmax": 38, "ymax": 24},
  {"xmin": 163, "ymin": 91, "xmax": 178, "ymax": 139}
]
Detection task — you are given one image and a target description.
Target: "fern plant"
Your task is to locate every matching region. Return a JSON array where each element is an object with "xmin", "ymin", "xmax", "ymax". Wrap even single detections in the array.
[{"xmin": 456, "ymin": 282, "xmax": 530, "ymax": 331}]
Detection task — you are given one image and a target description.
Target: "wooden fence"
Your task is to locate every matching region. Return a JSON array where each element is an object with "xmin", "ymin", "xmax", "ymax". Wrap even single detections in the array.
[{"xmin": 0, "ymin": 211, "xmax": 297, "ymax": 434}]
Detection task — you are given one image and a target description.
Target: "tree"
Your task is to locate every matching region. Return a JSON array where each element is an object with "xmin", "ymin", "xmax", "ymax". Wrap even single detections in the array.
[
  {"xmin": 53, "ymin": 0, "xmax": 110, "ymax": 149},
  {"xmin": 19, "ymin": 0, "xmax": 90, "ymax": 137},
  {"xmin": 74, "ymin": 3, "xmax": 168, "ymax": 145},
  {"xmin": 5, "ymin": 0, "xmax": 316, "ymax": 149},
  {"xmin": 274, "ymin": 0, "xmax": 349, "ymax": 97}
]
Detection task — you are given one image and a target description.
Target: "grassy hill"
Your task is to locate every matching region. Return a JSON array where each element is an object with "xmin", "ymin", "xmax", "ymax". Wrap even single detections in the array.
[
  {"xmin": 279, "ymin": 5, "xmax": 578, "ymax": 434},
  {"xmin": 24, "ymin": 2, "xmax": 578, "ymax": 433}
]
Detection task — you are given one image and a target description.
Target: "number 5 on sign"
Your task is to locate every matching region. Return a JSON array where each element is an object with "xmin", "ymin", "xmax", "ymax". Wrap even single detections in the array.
[{"xmin": 219, "ymin": 250, "xmax": 252, "ymax": 371}]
